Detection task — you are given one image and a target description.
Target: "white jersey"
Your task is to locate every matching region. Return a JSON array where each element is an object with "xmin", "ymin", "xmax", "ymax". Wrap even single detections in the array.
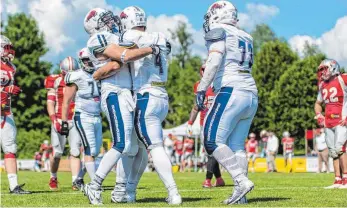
[
  {"xmin": 65, "ymin": 69, "xmax": 101, "ymax": 116},
  {"xmin": 120, "ymin": 30, "xmax": 168, "ymax": 94},
  {"xmin": 207, "ymin": 24, "xmax": 257, "ymax": 94},
  {"xmin": 87, "ymin": 31, "xmax": 132, "ymax": 93}
]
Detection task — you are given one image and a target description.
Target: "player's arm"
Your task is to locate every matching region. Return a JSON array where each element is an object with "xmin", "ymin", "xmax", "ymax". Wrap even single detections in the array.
[
  {"xmin": 93, "ymin": 61, "xmax": 122, "ymax": 80},
  {"xmin": 314, "ymin": 92, "xmax": 325, "ymax": 126},
  {"xmin": 61, "ymin": 84, "xmax": 77, "ymax": 122},
  {"xmin": 103, "ymin": 43, "xmax": 155, "ymax": 64},
  {"xmin": 47, "ymin": 88, "xmax": 57, "ymax": 119},
  {"xmin": 196, "ymin": 28, "xmax": 226, "ymax": 111}
]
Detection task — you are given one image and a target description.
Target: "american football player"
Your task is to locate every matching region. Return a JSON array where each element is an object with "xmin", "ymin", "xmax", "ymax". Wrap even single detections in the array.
[
  {"xmin": 196, "ymin": 1, "xmax": 258, "ymax": 204},
  {"xmin": 315, "ymin": 59, "xmax": 347, "ymax": 189},
  {"xmin": 0, "ymin": 35, "xmax": 31, "ymax": 194},
  {"xmin": 110, "ymin": 6, "xmax": 181, "ymax": 205},
  {"xmin": 246, "ymin": 133, "xmax": 258, "ymax": 173},
  {"xmin": 281, "ymin": 131, "xmax": 294, "ymax": 172},
  {"xmin": 82, "ymin": 8, "xmax": 163, "ymax": 205},
  {"xmin": 44, "ymin": 56, "xmax": 82, "ymax": 191},
  {"xmin": 187, "ymin": 65, "xmax": 225, "ymax": 188},
  {"xmin": 61, "ymin": 48, "xmax": 104, "ymax": 183}
]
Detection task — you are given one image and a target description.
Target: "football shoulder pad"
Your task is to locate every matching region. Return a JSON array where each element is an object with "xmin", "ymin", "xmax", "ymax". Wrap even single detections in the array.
[
  {"xmin": 64, "ymin": 70, "xmax": 82, "ymax": 85},
  {"xmin": 87, "ymin": 31, "xmax": 119, "ymax": 54},
  {"xmin": 44, "ymin": 74, "xmax": 60, "ymax": 89},
  {"xmin": 204, "ymin": 28, "xmax": 226, "ymax": 42}
]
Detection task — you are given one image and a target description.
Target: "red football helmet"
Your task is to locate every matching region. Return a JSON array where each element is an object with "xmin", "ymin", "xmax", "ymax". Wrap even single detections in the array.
[{"xmin": 318, "ymin": 59, "xmax": 340, "ymax": 81}]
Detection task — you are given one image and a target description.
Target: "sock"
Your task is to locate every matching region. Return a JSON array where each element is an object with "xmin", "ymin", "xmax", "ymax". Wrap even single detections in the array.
[
  {"xmin": 50, "ymin": 172, "xmax": 57, "ymax": 178},
  {"xmin": 8, "ymin": 174, "xmax": 18, "ymax": 191},
  {"xmin": 206, "ymin": 156, "xmax": 214, "ymax": 180},
  {"xmin": 211, "ymin": 156, "xmax": 222, "ymax": 178},
  {"xmin": 343, "ymin": 173, "xmax": 347, "ymax": 178},
  {"xmin": 151, "ymin": 146, "xmax": 178, "ymax": 196},
  {"xmin": 72, "ymin": 175, "xmax": 77, "ymax": 183},
  {"xmin": 78, "ymin": 165, "xmax": 87, "ymax": 179},
  {"xmin": 212, "ymin": 144, "xmax": 246, "ymax": 184},
  {"xmin": 126, "ymin": 147, "xmax": 148, "ymax": 193},
  {"xmin": 92, "ymin": 148, "xmax": 122, "ymax": 188},
  {"xmin": 335, "ymin": 176, "xmax": 342, "ymax": 181},
  {"xmin": 85, "ymin": 162, "xmax": 96, "ymax": 180},
  {"xmin": 114, "ymin": 155, "xmax": 134, "ymax": 194},
  {"xmin": 235, "ymin": 150, "xmax": 248, "ymax": 203}
]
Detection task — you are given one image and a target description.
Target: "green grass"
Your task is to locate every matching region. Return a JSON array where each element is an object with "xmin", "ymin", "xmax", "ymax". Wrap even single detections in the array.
[{"xmin": 1, "ymin": 171, "xmax": 347, "ymax": 207}]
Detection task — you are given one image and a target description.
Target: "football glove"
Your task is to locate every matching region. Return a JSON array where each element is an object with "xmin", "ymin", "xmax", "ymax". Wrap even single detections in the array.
[
  {"xmin": 2, "ymin": 85, "xmax": 21, "ymax": 95},
  {"xmin": 50, "ymin": 114, "xmax": 61, "ymax": 133},
  {"xmin": 314, "ymin": 113, "xmax": 325, "ymax": 127},
  {"xmin": 60, "ymin": 121, "xmax": 69, "ymax": 136},
  {"xmin": 196, "ymin": 91, "xmax": 206, "ymax": 111},
  {"xmin": 150, "ymin": 45, "xmax": 161, "ymax": 55}
]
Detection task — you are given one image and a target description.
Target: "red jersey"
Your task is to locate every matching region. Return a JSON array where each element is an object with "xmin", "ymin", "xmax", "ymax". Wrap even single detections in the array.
[
  {"xmin": 0, "ymin": 61, "xmax": 16, "ymax": 115},
  {"xmin": 318, "ymin": 75, "xmax": 347, "ymax": 128},
  {"xmin": 194, "ymin": 81, "xmax": 215, "ymax": 126},
  {"xmin": 40, "ymin": 143, "xmax": 53, "ymax": 158},
  {"xmin": 35, "ymin": 153, "xmax": 42, "ymax": 161},
  {"xmin": 184, "ymin": 139, "xmax": 194, "ymax": 153},
  {"xmin": 247, "ymin": 140, "xmax": 258, "ymax": 153},
  {"xmin": 282, "ymin": 137, "xmax": 294, "ymax": 153},
  {"xmin": 174, "ymin": 140, "xmax": 184, "ymax": 155},
  {"xmin": 44, "ymin": 74, "xmax": 75, "ymax": 120}
]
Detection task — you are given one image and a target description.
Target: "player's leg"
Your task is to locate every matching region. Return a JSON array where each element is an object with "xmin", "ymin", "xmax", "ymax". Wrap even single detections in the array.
[
  {"xmin": 324, "ymin": 127, "xmax": 342, "ymax": 188},
  {"xmin": 134, "ymin": 92, "xmax": 181, "ymax": 204},
  {"xmin": 85, "ymin": 92, "xmax": 133, "ymax": 205},
  {"xmin": 203, "ymin": 156, "xmax": 214, "ymax": 188},
  {"xmin": 336, "ymin": 126, "xmax": 347, "ymax": 188},
  {"xmin": 49, "ymin": 124, "xmax": 65, "ymax": 190},
  {"xmin": 212, "ymin": 156, "xmax": 225, "ymax": 187},
  {"xmin": 1, "ymin": 115, "xmax": 30, "ymax": 194},
  {"xmin": 68, "ymin": 122, "xmax": 82, "ymax": 190}
]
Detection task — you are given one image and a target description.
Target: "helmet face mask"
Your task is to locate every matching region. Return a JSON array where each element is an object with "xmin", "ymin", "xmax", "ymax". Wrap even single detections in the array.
[
  {"xmin": 84, "ymin": 8, "xmax": 121, "ymax": 35},
  {"xmin": 98, "ymin": 11, "xmax": 121, "ymax": 34},
  {"xmin": 60, "ymin": 56, "xmax": 80, "ymax": 75},
  {"xmin": 78, "ymin": 47, "xmax": 95, "ymax": 73},
  {"xmin": 318, "ymin": 59, "xmax": 340, "ymax": 81},
  {"xmin": 0, "ymin": 35, "xmax": 15, "ymax": 62}
]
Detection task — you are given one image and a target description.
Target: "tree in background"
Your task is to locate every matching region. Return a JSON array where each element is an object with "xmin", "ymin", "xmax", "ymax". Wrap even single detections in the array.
[
  {"xmin": 2, "ymin": 13, "xmax": 52, "ymax": 157},
  {"xmin": 252, "ymin": 40, "xmax": 298, "ymax": 133},
  {"xmin": 251, "ymin": 24, "xmax": 277, "ymax": 54}
]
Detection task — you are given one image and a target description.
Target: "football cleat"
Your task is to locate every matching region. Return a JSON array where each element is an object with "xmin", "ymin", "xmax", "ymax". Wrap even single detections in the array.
[
  {"xmin": 166, "ymin": 193, "xmax": 182, "ymax": 205},
  {"xmin": 84, "ymin": 183, "xmax": 103, "ymax": 205},
  {"xmin": 338, "ymin": 178, "xmax": 347, "ymax": 189},
  {"xmin": 49, "ymin": 177, "xmax": 58, "ymax": 191},
  {"xmin": 126, "ymin": 191, "xmax": 136, "ymax": 203},
  {"xmin": 111, "ymin": 183, "xmax": 127, "ymax": 203},
  {"xmin": 9, "ymin": 184, "xmax": 31, "ymax": 194},
  {"xmin": 72, "ymin": 178, "xmax": 84, "ymax": 191},
  {"xmin": 324, "ymin": 180, "xmax": 342, "ymax": 189},
  {"xmin": 223, "ymin": 179, "xmax": 254, "ymax": 205},
  {"xmin": 202, "ymin": 179, "xmax": 212, "ymax": 188},
  {"xmin": 237, "ymin": 196, "xmax": 248, "ymax": 204},
  {"xmin": 214, "ymin": 177, "xmax": 225, "ymax": 187}
]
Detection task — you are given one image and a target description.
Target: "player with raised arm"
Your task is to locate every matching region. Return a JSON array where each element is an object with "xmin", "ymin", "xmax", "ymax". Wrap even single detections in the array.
[
  {"xmin": 187, "ymin": 65, "xmax": 225, "ymax": 188},
  {"xmin": 44, "ymin": 57, "xmax": 82, "ymax": 191},
  {"xmin": 111, "ymin": 6, "xmax": 181, "ymax": 204},
  {"xmin": 315, "ymin": 59, "xmax": 347, "ymax": 189},
  {"xmin": 61, "ymin": 48, "xmax": 104, "ymax": 184},
  {"xmin": 196, "ymin": 1, "xmax": 258, "ymax": 204},
  {"xmin": 0, "ymin": 35, "xmax": 31, "ymax": 194},
  {"xmin": 82, "ymin": 8, "xmax": 162, "ymax": 205}
]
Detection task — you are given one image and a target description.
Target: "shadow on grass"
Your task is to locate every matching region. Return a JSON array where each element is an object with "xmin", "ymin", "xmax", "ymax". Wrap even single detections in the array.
[
  {"xmin": 137, "ymin": 197, "xmax": 210, "ymax": 203},
  {"xmin": 29, "ymin": 190, "xmax": 58, "ymax": 194},
  {"xmin": 249, "ymin": 197, "xmax": 290, "ymax": 203},
  {"xmin": 102, "ymin": 186, "xmax": 146, "ymax": 191}
]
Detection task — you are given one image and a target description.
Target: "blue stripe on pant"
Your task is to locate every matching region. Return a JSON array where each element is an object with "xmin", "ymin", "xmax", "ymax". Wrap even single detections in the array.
[
  {"xmin": 134, "ymin": 93, "xmax": 152, "ymax": 148},
  {"xmin": 106, "ymin": 93, "xmax": 125, "ymax": 153},
  {"xmin": 204, "ymin": 87, "xmax": 233, "ymax": 155},
  {"xmin": 74, "ymin": 112, "xmax": 90, "ymax": 155}
]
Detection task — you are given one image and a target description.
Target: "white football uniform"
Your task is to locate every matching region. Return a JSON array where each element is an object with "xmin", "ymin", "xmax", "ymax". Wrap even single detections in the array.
[
  {"xmin": 203, "ymin": 24, "xmax": 258, "ymax": 154},
  {"xmin": 0, "ymin": 114, "xmax": 17, "ymax": 154},
  {"xmin": 121, "ymin": 30, "xmax": 169, "ymax": 149},
  {"xmin": 87, "ymin": 31, "xmax": 136, "ymax": 155},
  {"xmin": 65, "ymin": 69, "xmax": 102, "ymax": 156}
]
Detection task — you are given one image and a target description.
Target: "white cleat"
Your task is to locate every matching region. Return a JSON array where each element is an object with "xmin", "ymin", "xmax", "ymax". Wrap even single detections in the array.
[
  {"xmin": 237, "ymin": 196, "xmax": 248, "ymax": 204},
  {"xmin": 126, "ymin": 191, "xmax": 136, "ymax": 203},
  {"xmin": 166, "ymin": 193, "xmax": 182, "ymax": 205},
  {"xmin": 83, "ymin": 183, "xmax": 103, "ymax": 205},
  {"xmin": 223, "ymin": 179, "xmax": 254, "ymax": 205},
  {"xmin": 111, "ymin": 187, "xmax": 127, "ymax": 203}
]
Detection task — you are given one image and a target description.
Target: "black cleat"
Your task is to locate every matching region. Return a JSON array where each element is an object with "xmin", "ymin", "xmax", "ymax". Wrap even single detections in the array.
[
  {"xmin": 72, "ymin": 178, "xmax": 84, "ymax": 191},
  {"xmin": 10, "ymin": 184, "xmax": 31, "ymax": 194}
]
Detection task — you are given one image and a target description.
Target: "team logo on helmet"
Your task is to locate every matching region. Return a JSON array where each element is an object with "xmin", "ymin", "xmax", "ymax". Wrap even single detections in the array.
[
  {"xmin": 120, "ymin": 12, "xmax": 128, "ymax": 19},
  {"xmin": 211, "ymin": 3, "xmax": 224, "ymax": 10},
  {"xmin": 86, "ymin": 10, "xmax": 97, "ymax": 21}
]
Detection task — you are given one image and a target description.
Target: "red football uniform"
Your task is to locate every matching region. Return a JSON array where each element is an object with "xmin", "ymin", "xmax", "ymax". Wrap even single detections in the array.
[
  {"xmin": 247, "ymin": 140, "xmax": 258, "ymax": 153},
  {"xmin": 282, "ymin": 137, "xmax": 294, "ymax": 153},
  {"xmin": 40, "ymin": 143, "xmax": 53, "ymax": 158},
  {"xmin": 0, "ymin": 62, "xmax": 16, "ymax": 115},
  {"xmin": 44, "ymin": 74, "xmax": 75, "ymax": 120},
  {"xmin": 318, "ymin": 74, "xmax": 347, "ymax": 128},
  {"xmin": 174, "ymin": 140, "xmax": 184, "ymax": 155},
  {"xmin": 184, "ymin": 139, "xmax": 194, "ymax": 153},
  {"xmin": 194, "ymin": 81, "xmax": 215, "ymax": 126}
]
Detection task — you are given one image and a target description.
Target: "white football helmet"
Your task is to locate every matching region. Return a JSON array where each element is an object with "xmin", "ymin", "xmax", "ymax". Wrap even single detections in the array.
[
  {"xmin": 260, "ymin": 130, "xmax": 268, "ymax": 138},
  {"xmin": 60, "ymin": 56, "xmax": 80, "ymax": 75},
  {"xmin": 203, "ymin": 1, "xmax": 238, "ymax": 32},
  {"xmin": 282, "ymin": 131, "xmax": 290, "ymax": 138},
  {"xmin": 78, "ymin": 47, "xmax": 95, "ymax": 73},
  {"xmin": 84, "ymin": 8, "xmax": 121, "ymax": 35},
  {"xmin": 120, "ymin": 6, "xmax": 147, "ymax": 32},
  {"xmin": 0, "ymin": 35, "xmax": 15, "ymax": 62},
  {"xmin": 318, "ymin": 59, "xmax": 340, "ymax": 81}
]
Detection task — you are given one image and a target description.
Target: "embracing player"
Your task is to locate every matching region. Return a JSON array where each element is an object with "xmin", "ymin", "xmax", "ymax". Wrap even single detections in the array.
[
  {"xmin": 61, "ymin": 47, "xmax": 102, "ymax": 183},
  {"xmin": 196, "ymin": 1, "xmax": 258, "ymax": 204},
  {"xmin": 82, "ymin": 8, "xmax": 163, "ymax": 205},
  {"xmin": 44, "ymin": 57, "xmax": 83, "ymax": 191},
  {"xmin": 0, "ymin": 35, "xmax": 31, "ymax": 194},
  {"xmin": 315, "ymin": 59, "xmax": 347, "ymax": 189}
]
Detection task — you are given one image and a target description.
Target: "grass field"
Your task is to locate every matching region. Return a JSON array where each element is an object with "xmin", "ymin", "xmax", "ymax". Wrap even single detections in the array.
[{"xmin": 1, "ymin": 171, "xmax": 347, "ymax": 207}]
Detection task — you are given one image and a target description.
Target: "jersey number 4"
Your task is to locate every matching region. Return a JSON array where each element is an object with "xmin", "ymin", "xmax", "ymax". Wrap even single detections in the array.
[
  {"xmin": 322, "ymin": 87, "xmax": 338, "ymax": 103},
  {"xmin": 238, "ymin": 40, "xmax": 253, "ymax": 69}
]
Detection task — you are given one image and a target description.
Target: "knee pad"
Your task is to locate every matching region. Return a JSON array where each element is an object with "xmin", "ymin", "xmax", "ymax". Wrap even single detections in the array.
[
  {"xmin": 204, "ymin": 139, "xmax": 218, "ymax": 155},
  {"xmin": 4, "ymin": 153, "xmax": 16, "ymax": 159},
  {"xmin": 54, "ymin": 151, "xmax": 63, "ymax": 159},
  {"xmin": 70, "ymin": 148, "xmax": 80, "ymax": 157}
]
